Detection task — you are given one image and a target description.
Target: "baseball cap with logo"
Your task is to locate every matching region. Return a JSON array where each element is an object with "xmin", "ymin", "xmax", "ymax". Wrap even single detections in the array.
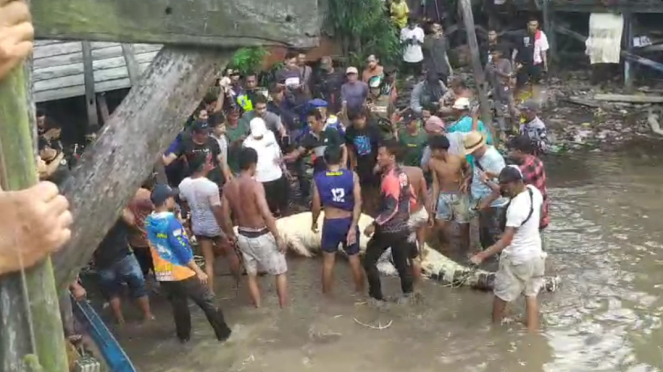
[{"xmin": 346, "ymin": 66, "xmax": 359, "ymax": 75}]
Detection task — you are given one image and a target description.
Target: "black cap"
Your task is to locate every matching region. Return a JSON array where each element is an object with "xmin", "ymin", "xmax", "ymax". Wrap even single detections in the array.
[
  {"xmin": 191, "ymin": 120, "xmax": 209, "ymax": 133},
  {"xmin": 150, "ymin": 184, "xmax": 178, "ymax": 206},
  {"xmin": 498, "ymin": 165, "xmax": 524, "ymax": 184},
  {"xmin": 507, "ymin": 135, "xmax": 535, "ymax": 154},
  {"xmin": 400, "ymin": 110, "xmax": 417, "ymax": 124}
]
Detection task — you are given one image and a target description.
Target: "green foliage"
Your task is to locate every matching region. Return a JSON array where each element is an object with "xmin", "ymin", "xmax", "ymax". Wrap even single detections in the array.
[
  {"xmin": 230, "ymin": 47, "xmax": 269, "ymax": 76},
  {"xmin": 325, "ymin": 0, "xmax": 402, "ymax": 67}
]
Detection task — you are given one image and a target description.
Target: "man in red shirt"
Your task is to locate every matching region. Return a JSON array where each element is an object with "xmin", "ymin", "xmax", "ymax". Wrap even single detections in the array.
[
  {"xmin": 363, "ymin": 140, "xmax": 417, "ymax": 304},
  {"xmin": 507, "ymin": 135, "xmax": 549, "ymax": 248}
]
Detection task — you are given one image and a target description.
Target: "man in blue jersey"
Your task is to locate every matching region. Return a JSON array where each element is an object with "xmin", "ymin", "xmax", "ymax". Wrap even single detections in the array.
[
  {"xmin": 145, "ymin": 184, "xmax": 232, "ymax": 343},
  {"xmin": 311, "ymin": 147, "xmax": 363, "ymax": 294}
]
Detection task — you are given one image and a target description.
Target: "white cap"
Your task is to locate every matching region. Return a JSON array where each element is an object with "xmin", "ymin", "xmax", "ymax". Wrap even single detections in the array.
[
  {"xmin": 346, "ymin": 66, "xmax": 358, "ymax": 75},
  {"xmin": 250, "ymin": 117, "xmax": 267, "ymax": 139},
  {"xmin": 452, "ymin": 97, "xmax": 471, "ymax": 110}
]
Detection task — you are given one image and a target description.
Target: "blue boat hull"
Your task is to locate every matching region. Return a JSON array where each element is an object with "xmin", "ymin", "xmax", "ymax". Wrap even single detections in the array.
[{"xmin": 71, "ymin": 295, "xmax": 138, "ymax": 372}]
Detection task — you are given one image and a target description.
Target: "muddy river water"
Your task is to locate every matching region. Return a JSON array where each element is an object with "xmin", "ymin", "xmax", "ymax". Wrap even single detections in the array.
[{"xmin": 114, "ymin": 141, "xmax": 663, "ymax": 372}]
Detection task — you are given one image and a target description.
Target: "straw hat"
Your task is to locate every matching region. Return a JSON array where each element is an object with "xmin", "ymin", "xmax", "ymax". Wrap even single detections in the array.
[{"xmin": 463, "ymin": 131, "xmax": 486, "ymax": 155}]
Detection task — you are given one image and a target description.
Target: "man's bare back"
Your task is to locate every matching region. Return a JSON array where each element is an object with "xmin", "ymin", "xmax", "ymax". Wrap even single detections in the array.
[
  {"xmin": 402, "ymin": 166, "xmax": 426, "ymax": 210},
  {"xmin": 430, "ymin": 154, "xmax": 466, "ymax": 192},
  {"xmin": 223, "ymin": 175, "xmax": 268, "ymax": 229}
]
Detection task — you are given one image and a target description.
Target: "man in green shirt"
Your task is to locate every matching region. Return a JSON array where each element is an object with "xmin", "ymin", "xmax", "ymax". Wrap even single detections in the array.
[
  {"xmin": 225, "ymin": 108, "xmax": 250, "ymax": 174},
  {"xmin": 398, "ymin": 112, "xmax": 428, "ymax": 167}
]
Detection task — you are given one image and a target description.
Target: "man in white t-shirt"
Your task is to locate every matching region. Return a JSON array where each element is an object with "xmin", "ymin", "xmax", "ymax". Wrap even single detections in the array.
[
  {"xmin": 178, "ymin": 153, "xmax": 241, "ymax": 294},
  {"xmin": 243, "ymin": 117, "xmax": 289, "ymax": 217},
  {"xmin": 400, "ymin": 18, "xmax": 425, "ymax": 78},
  {"xmin": 470, "ymin": 165, "xmax": 545, "ymax": 332}
]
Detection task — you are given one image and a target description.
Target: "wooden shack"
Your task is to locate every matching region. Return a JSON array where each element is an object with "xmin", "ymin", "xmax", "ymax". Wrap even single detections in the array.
[
  {"xmin": 492, "ymin": 0, "xmax": 663, "ymax": 89},
  {"xmin": 33, "ymin": 40, "xmax": 162, "ymax": 129}
]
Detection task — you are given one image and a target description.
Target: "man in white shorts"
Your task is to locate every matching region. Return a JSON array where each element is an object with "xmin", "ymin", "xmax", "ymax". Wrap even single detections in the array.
[
  {"xmin": 470, "ymin": 166, "xmax": 545, "ymax": 331},
  {"xmin": 222, "ymin": 147, "xmax": 289, "ymax": 308},
  {"xmin": 178, "ymin": 153, "xmax": 241, "ymax": 295}
]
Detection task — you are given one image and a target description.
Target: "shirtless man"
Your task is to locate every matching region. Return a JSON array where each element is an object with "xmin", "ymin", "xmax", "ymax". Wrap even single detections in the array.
[
  {"xmin": 428, "ymin": 135, "xmax": 472, "ymax": 259},
  {"xmin": 311, "ymin": 147, "xmax": 363, "ymax": 294},
  {"xmin": 398, "ymin": 158, "xmax": 429, "ymax": 288},
  {"xmin": 222, "ymin": 147, "xmax": 288, "ymax": 308}
]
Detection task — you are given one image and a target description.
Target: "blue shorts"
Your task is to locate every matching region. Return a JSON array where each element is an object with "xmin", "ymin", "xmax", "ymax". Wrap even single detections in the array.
[
  {"xmin": 98, "ymin": 254, "xmax": 147, "ymax": 299},
  {"xmin": 321, "ymin": 217, "xmax": 360, "ymax": 255}
]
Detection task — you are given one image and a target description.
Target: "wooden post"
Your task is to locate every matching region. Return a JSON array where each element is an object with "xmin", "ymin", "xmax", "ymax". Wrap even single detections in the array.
[
  {"xmin": 81, "ymin": 41, "xmax": 99, "ymax": 132},
  {"xmin": 0, "ymin": 60, "xmax": 69, "ymax": 372},
  {"xmin": 97, "ymin": 93, "xmax": 110, "ymax": 124},
  {"xmin": 121, "ymin": 44, "xmax": 141, "ymax": 86},
  {"xmin": 542, "ymin": 0, "xmax": 556, "ymax": 68},
  {"xmin": 52, "ymin": 48, "xmax": 233, "ymax": 290},
  {"xmin": 458, "ymin": 0, "xmax": 494, "ymax": 141},
  {"xmin": 623, "ymin": 12, "xmax": 634, "ymax": 92}
]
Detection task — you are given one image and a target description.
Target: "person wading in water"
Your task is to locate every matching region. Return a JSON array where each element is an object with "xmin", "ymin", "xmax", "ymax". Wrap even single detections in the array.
[
  {"xmin": 178, "ymin": 153, "xmax": 241, "ymax": 295},
  {"xmin": 311, "ymin": 147, "xmax": 364, "ymax": 295},
  {"xmin": 428, "ymin": 135, "xmax": 472, "ymax": 259},
  {"xmin": 363, "ymin": 140, "xmax": 416, "ymax": 304},
  {"xmin": 471, "ymin": 166, "xmax": 546, "ymax": 331},
  {"xmin": 222, "ymin": 148, "xmax": 289, "ymax": 308}
]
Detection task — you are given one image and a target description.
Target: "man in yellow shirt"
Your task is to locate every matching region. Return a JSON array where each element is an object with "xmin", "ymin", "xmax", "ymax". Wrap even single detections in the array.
[{"xmin": 390, "ymin": 0, "xmax": 410, "ymax": 29}]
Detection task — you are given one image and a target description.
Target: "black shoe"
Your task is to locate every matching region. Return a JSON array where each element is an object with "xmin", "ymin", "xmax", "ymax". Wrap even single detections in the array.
[{"xmin": 217, "ymin": 326, "xmax": 232, "ymax": 342}]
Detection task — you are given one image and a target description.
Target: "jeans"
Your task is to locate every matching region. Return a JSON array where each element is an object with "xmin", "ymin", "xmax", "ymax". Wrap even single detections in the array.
[
  {"xmin": 97, "ymin": 254, "xmax": 147, "ymax": 299},
  {"xmin": 160, "ymin": 277, "xmax": 232, "ymax": 341},
  {"xmin": 363, "ymin": 230, "xmax": 415, "ymax": 300}
]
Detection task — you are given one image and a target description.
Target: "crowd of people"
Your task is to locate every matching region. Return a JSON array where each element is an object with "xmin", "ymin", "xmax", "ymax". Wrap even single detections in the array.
[
  {"xmin": 0, "ymin": 1, "xmax": 558, "ymax": 358},
  {"xmin": 81, "ymin": 11, "xmax": 557, "ymax": 340}
]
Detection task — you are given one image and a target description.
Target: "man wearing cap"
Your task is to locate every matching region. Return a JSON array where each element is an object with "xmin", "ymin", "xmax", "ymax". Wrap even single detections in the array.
[
  {"xmin": 145, "ymin": 184, "xmax": 232, "ymax": 342},
  {"xmin": 517, "ymin": 99, "xmax": 549, "ymax": 155},
  {"xmin": 308, "ymin": 98, "xmax": 345, "ymax": 137},
  {"xmin": 463, "ymin": 131, "xmax": 509, "ymax": 257},
  {"xmin": 178, "ymin": 153, "xmax": 241, "ymax": 295},
  {"xmin": 507, "ymin": 135, "xmax": 549, "ymax": 249},
  {"xmin": 243, "ymin": 117, "xmax": 290, "ymax": 217},
  {"xmin": 162, "ymin": 119, "xmax": 231, "ymax": 188},
  {"xmin": 447, "ymin": 97, "xmax": 493, "ymax": 146},
  {"xmin": 470, "ymin": 166, "xmax": 546, "ymax": 331},
  {"xmin": 398, "ymin": 111, "xmax": 428, "ymax": 167},
  {"xmin": 341, "ymin": 66, "xmax": 369, "ymax": 115}
]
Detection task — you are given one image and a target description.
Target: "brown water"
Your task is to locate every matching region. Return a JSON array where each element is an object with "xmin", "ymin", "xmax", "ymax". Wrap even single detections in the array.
[{"xmin": 113, "ymin": 142, "xmax": 663, "ymax": 372}]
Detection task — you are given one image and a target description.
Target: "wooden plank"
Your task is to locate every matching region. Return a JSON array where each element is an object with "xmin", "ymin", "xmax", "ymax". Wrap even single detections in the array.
[
  {"xmin": 34, "ymin": 39, "xmax": 63, "ymax": 46},
  {"xmin": 82, "ymin": 41, "xmax": 99, "ymax": 127},
  {"xmin": 34, "ymin": 66, "xmax": 131, "ymax": 92},
  {"xmin": 52, "ymin": 48, "xmax": 233, "ymax": 290},
  {"xmin": 90, "ymin": 41, "xmax": 120, "ymax": 49},
  {"xmin": 593, "ymin": 93, "xmax": 663, "ymax": 103},
  {"xmin": 121, "ymin": 44, "xmax": 141, "ymax": 85},
  {"xmin": 31, "ymin": 0, "xmax": 320, "ymax": 48},
  {"xmin": 33, "ymin": 55, "xmax": 147, "ymax": 82},
  {"xmin": 32, "ymin": 43, "xmax": 161, "ymax": 69},
  {"xmin": 33, "ymin": 41, "xmax": 82, "ymax": 59},
  {"xmin": 34, "ymin": 78, "xmax": 132, "ymax": 102}
]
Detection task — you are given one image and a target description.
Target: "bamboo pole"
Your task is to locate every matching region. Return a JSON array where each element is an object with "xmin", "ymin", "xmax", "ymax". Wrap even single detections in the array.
[
  {"xmin": 458, "ymin": 0, "xmax": 496, "ymax": 143},
  {"xmin": 0, "ymin": 56, "xmax": 69, "ymax": 372}
]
